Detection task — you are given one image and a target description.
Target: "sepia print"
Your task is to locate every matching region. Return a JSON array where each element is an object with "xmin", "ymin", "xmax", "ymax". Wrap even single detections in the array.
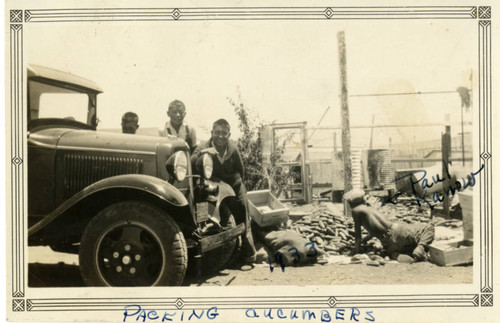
[{"xmin": 5, "ymin": 0, "xmax": 499, "ymax": 322}]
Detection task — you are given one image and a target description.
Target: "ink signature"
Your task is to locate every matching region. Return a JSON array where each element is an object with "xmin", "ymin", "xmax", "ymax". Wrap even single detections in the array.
[
  {"xmin": 267, "ymin": 242, "xmax": 318, "ymax": 272},
  {"xmin": 383, "ymin": 161, "xmax": 484, "ymax": 209}
]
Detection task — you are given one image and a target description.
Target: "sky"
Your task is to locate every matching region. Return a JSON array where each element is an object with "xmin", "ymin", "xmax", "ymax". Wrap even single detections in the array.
[{"xmin": 24, "ymin": 17, "xmax": 476, "ymax": 148}]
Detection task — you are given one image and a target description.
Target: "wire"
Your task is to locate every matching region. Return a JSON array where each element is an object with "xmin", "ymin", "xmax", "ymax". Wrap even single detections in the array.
[{"xmin": 349, "ymin": 90, "xmax": 459, "ymax": 98}]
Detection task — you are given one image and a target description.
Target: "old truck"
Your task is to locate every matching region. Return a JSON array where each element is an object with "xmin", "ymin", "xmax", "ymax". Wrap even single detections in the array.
[{"xmin": 27, "ymin": 65, "xmax": 244, "ymax": 286}]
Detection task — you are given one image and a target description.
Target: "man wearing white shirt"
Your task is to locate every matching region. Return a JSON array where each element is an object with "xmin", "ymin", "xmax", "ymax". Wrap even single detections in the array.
[
  {"xmin": 191, "ymin": 119, "xmax": 257, "ymax": 266},
  {"xmin": 159, "ymin": 99, "xmax": 197, "ymax": 151}
]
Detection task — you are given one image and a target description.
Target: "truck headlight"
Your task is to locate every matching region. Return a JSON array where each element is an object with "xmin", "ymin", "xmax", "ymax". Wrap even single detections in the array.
[
  {"xmin": 202, "ymin": 153, "xmax": 213, "ymax": 179},
  {"xmin": 166, "ymin": 151, "xmax": 188, "ymax": 181}
]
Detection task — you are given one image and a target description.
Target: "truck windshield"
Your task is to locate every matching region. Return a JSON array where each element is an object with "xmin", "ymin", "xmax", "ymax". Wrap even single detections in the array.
[{"xmin": 29, "ymin": 80, "xmax": 92, "ymax": 125}]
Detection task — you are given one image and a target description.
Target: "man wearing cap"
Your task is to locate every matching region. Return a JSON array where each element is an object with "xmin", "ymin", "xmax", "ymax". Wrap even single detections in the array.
[
  {"xmin": 159, "ymin": 100, "xmax": 197, "ymax": 151},
  {"xmin": 191, "ymin": 118, "xmax": 257, "ymax": 267},
  {"xmin": 344, "ymin": 189, "xmax": 435, "ymax": 262},
  {"xmin": 121, "ymin": 112, "xmax": 139, "ymax": 134}
]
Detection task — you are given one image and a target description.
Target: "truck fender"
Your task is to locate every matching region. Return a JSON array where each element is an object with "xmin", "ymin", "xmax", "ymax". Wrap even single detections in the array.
[
  {"xmin": 208, "ymin": 181, "xmax": 236, "ymax": 223},
  {"xmin": 28, "ymin": 174, "xmax": 188, "ymax": 236}
]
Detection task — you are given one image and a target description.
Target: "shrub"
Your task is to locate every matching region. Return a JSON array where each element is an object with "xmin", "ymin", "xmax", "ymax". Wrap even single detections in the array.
[{"xmin": 228, "ymin": 95, "xmax": 292, "ymax": 196}]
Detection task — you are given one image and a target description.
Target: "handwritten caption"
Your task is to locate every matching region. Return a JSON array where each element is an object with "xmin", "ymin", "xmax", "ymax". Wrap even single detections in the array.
[
  {"xmin": 383, "ymin": 162, "xmax": 484, "ymax": 209},
  {"xmin": 123, "ymin": 305, "xmax": 219, "ymax": 322},
  {"xmin": 268, "ymin": 242, "xmax": 318, "ymax": 272},
  {"xmin": 245, "ymin": 308, "xmax": 375, "ymax": 322},
  {"xmin": 123, "ymin": 305, "xmax": 376, "ymax": 322}
]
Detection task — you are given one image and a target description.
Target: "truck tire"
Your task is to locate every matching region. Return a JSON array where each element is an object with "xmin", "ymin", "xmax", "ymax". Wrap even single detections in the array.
[{"xmin": 79, "ymin": 201, "xmax": 187, "ymax": 286}]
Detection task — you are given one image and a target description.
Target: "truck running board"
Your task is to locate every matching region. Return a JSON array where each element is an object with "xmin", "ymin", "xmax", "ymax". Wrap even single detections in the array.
[{"xmin": 199, "ymin": 223, "xmax": 245, "ymax": 252}]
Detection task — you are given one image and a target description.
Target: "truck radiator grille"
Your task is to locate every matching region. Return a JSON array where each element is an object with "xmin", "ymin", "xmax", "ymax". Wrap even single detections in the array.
[{"xmin": 64, "ymin": 154, "xmax": 144, "ymax": 197}]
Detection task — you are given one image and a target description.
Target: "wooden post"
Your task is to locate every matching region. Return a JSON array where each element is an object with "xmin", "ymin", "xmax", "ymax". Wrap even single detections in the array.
[
  {"xmin": 441, "ymin": 125, "xmax": 451, "ymax": 218},
  {"xmin": 338, "ymin": 31, "xmax": 353, "ymax": 194},
  {"xmin": 300, "ymin": 123, "xmax": 311, "ymax": 204},
  {"xmin": 460, "ymin": 102, "xmax": 465, "ymax": 166},
  {"xmin": 338, "ymin": 31, "xmax": 358, "ymax": 251},
  {"xmin": 331, "ymin": 131, "xmax": 338, "ymax": 202}
]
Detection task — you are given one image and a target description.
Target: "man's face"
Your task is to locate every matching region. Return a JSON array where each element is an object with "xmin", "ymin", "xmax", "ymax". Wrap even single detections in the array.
[
  {"xmin": 167, "ymin": 107, "xmax": 186, "ymax": 127},
  {"xmin": 211, "ymin": 125, "xmax": 230, "ymax": 148},
  {"xmin": 122, "ymin": 122, "xmax": 138, "ymax": 134}
]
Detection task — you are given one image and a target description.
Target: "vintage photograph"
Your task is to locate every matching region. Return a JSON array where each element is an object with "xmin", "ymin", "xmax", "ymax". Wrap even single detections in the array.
[{"xmin": 6, "ymin": 1, "xmax": 497, "ymax": 322}]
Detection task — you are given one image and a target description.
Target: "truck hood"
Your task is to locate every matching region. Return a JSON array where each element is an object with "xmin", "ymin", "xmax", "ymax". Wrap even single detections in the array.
[{"xmin": 29, "ymin": 128, "xmax": 188, "ymax": 155}]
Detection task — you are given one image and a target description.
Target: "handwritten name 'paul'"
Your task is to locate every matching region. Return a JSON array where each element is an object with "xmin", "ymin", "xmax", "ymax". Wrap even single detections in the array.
[{"xmin": 384, "ymin": 162, "xmax": 484, "ymax": 209}]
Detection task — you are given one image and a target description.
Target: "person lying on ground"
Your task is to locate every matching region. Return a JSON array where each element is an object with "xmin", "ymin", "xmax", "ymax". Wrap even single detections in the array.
[{"xmin": 344, "ymin": 189, "xmax": 435, "ymax": 262}]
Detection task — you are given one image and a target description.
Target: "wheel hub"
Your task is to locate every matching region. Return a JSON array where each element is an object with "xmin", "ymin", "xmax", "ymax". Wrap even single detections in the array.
[
  {"xmin": 96, "ymin": 222, "xmax": 165, "ymax": 286},
  {"xmin": 108, "ymin": 241, "xmax": 143, "ymax": 275},
  {"xmin": 122, "ymin": 255, "xmax": 132, "ymax": 265}
]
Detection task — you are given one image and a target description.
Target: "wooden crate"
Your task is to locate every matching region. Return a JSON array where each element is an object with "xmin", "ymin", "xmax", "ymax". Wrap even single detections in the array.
[
  {"xmin": 429, "ymin": 241, "xmax": 473, "ymax": 266},
  {"xmin": 247, "ymin": 190, "xmax": 289, "ymax": 227},
  {"xmin": 458, "ymin": 191, "xmax": 473, "ymax": 242}
]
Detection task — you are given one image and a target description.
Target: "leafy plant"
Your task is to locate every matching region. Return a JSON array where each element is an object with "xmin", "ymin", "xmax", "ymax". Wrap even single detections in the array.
[{"xmin": 228, "ymin": 95, "xmax": 293, "ymax": 196}]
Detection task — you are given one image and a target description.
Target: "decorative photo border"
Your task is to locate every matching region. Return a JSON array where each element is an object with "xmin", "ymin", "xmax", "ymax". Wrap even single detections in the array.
[{"xmin": 7, "ymin": 4, "xmax": 494, "ymax": 318}]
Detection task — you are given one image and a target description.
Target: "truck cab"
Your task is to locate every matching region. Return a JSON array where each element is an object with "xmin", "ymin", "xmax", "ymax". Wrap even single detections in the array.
[{"xmin": 27, "ymin": 65, "xmax": 243, "ymax": 286}]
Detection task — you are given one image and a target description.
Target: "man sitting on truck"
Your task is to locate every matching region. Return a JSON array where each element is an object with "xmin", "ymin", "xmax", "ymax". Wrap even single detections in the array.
[
  {"xmin": 191, "ymin": 118, "xmax": 257, "ymax": 266},
  {"xmin": 344, "ymin": 189, "xmax": 435, "ymax": 262},
  {"xmin": 160, "ymin": 100, "xmax": 197, "ymax": 152}
]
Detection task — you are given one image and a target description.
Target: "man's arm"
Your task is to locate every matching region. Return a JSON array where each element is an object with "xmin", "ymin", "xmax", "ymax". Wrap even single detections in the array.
[
  {"xmin": 412, "ymin": 224, "xmax": 435, "ymax": 261},
  {"xmin": 361, "ymin": 234, "xmax": 374, "ymax": 244},
  {"xmin": 352, "ymin": 206, "xmax": 392, "ymax": 242},
  {"xmin": 233, "ymin": 145, "xmax": 245, "ymax": 179},
  {"xmin": 190, "ymin": 144, "xmax": 202, "ymax": 162},
  {"xmin": 190, "ymin": 142, "xmax": 206, "ymax": 173},
  {"xmin": 189, "ymin": 126, "xmax": 197, "ymax": 149}
]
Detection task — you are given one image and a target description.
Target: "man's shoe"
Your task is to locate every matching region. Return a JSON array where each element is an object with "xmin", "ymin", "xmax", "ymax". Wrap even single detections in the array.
[
  {"xmin": 243, "ymin": 254, "xmax": 257, "ymax": 264},
  {"xmin": 235, "ymin": 254, "xmax": 256, "ymax": 271},
  {"xmin": 397, "ymin": 254, "xmax": 415, "ymax": 264},
  {"xmin": 239, "ymin": 264, "xmax": 254, "ymax": 271},
  {"xmin": 412, "ymin": 245, "xmax": 427, "ymax": 261}
]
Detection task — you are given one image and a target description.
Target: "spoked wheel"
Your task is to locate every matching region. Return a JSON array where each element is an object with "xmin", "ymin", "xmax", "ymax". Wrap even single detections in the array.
[{"xmin": 79, "ymin": 201, "xmax": 187, "ymax": 286}]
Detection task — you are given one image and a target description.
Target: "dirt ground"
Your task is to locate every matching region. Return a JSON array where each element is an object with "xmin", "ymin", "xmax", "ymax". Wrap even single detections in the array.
[
  {"xmin": 28, "ymin": 246, "xmax": 472, "ymax": 287},
  {"xmin": 196, "ymin": 262, "xmax": 472, "ymax": 286},
  {"xmin": 28, "ymin": 199, "xmax": 473, "ymax": 287}
]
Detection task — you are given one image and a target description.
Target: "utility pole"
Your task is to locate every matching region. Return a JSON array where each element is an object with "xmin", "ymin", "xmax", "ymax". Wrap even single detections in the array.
[
  {"xmin": 337, "ymin": 31, "xmax": 358, "ymax": 252},
  {"xmin": 461, "ymin": 97, "xmax": 465, "ymax": 166},
  {"xmin": 466, "ymin": 71, "xmax": 473, "ymax": 165},
  {"xmin": 441, "ymin": 126, "xmax": 451, "ymax": 218},
  {"xmin": 338, "ymin": 31, "xmax": 352, "ymax": 194},
  {"xmin": 457, "ymin": 75, "xmax": 472, "ymax": 166}
]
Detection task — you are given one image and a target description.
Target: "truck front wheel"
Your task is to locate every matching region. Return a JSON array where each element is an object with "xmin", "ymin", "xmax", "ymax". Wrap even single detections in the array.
[{"xmin": 79, "ymin": 201, "xmax": 187, "ymax": 286}]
